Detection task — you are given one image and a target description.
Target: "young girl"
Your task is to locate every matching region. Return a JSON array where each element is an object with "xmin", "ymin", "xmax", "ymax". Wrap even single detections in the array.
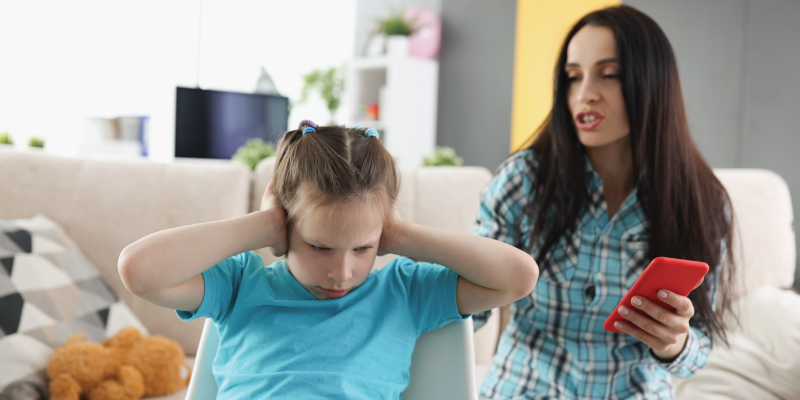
[{"xmin": 118, "ymin": 121, "xmax": 539, "ymax": 399}]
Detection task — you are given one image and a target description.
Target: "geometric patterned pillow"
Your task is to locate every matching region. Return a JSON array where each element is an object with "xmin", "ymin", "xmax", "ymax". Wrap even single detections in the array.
[{"xmin": 0, "ymin": 214, "xmax": 148, "ymax": 392}]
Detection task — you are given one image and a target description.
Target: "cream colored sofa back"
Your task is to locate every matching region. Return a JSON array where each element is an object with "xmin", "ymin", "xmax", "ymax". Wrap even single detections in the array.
[
  {"xmin": 715, "ymin": 169, "xmax": 796, "ymax": 297},
  {"xmin": 0, "ymin": 150, "xmax": 251, "ymax": 354}
]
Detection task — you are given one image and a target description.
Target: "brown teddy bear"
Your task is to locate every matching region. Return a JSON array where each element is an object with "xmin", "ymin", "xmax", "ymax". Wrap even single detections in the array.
[{"xmin": 46, "ymin": 327, "xmax": 191, "ymax": 400}]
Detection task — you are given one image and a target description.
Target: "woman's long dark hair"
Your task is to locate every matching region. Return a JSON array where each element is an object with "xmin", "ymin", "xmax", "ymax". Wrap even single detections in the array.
[{"xmin": 525, "ymin": 5, "xmax": 735, "ymax": 343}]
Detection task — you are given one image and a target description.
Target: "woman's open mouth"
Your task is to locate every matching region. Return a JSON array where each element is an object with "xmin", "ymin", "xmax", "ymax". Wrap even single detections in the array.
[{"xmin": 575, "ymin": 110, "xmax": 604, "ymax": 131}]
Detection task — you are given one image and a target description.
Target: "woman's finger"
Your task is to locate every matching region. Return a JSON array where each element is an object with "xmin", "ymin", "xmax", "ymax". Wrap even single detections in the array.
[
  {"xmin": 617, "ymin": 305, "xmax": 683, "ymax": 342},
  {"xmin": 613, "ymin": 320, "xmax": 672, "ymax": 353},
  {"xmin": 652, "ymin": 290, "xmax": 695, "ymax": 317},
  {"xmin": 629, "ymin": 296, "xmax": 685, "ymax": 328}
]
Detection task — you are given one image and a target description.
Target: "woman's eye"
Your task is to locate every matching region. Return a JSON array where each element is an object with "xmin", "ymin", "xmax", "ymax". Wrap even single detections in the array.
[
  {"xmin": 603, "ymin": 74, "xmax": 618, "ymax": 79},
  {"xmin": 567, "ymin": 76, "xmax": 580, "ymax": 82}
]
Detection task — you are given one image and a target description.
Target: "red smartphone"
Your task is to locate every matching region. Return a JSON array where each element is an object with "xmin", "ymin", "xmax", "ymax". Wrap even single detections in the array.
[{"xmin": 603, "ymin": 257, "xmax": 709, "ymax": 333}]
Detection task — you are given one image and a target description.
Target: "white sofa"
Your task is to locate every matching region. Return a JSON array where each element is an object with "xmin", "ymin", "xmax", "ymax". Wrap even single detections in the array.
[{"xmin": 1, "ymin": 149, "xmax": 797, "ymax": 399}]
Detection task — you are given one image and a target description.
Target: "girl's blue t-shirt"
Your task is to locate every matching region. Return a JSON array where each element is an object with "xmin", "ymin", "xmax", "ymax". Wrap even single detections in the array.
[{"xmin": 176, "ymin": 251, "xmax": 467, "ymax": 400}]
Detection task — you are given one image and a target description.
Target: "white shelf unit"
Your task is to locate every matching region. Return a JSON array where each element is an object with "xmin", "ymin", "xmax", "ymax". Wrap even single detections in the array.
[{"xmin": 345, "ymin": 56, "xmax": 439, "ymax": 169}]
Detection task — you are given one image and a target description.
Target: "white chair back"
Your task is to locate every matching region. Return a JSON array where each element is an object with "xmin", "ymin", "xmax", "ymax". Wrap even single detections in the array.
[{"xmin": 185, "ymin": 317, "xmax": 479, "ymax": 400}]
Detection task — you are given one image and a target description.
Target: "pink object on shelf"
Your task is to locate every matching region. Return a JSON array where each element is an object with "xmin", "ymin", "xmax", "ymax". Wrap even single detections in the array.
[
  {"xmin": 366, "ymin": 102, "xmax": 380, "ymax": 119},
  {"xmin": 406, "ymin": 7, "xmax": 441, "ymax": 59}
]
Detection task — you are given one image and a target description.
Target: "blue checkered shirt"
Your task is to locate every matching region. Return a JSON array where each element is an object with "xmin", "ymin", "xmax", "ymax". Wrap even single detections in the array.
[{"xmin": 472, "ymin": 150, "xmax": 720, "ymax": 400}]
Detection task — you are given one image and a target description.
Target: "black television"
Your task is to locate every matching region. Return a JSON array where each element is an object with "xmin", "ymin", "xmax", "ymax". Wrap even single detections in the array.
[{"xmin": 175, "ymin": 87, "xmax": 289, "ymax": 159}]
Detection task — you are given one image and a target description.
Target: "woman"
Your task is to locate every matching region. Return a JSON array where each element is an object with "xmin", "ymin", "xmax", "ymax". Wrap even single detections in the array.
[{"xmin": 473, "ymin": 5, "xmax": 735, "ymax": 400}]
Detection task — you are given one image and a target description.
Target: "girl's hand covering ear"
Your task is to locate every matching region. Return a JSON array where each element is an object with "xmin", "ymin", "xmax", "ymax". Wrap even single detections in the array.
[
  {"xmin": 260, "ymin": 182, "xmax": 288, "ymax": 257},
  {"xmin": 378, "ymin": 206, "xmax": 403, "ymax": 257}
]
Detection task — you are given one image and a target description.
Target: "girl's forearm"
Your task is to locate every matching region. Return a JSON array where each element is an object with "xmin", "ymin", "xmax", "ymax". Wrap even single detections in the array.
[
  {"xmin": 391, "ymin": 221, "xmax": 537, "ymax": 293},
  {"xmin": 119, "ymin": 211, "xmax": 275, "ymax": 296}
]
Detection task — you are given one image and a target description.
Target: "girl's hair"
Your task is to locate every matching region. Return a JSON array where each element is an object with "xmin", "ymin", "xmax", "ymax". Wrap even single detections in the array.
[
  {"xmin": 522, "ymin": 5, "xmax": 735, "ymax": 343},
  {"xmin": 273, "ymin": 122, "xmax": 399, "ymax": 224}
]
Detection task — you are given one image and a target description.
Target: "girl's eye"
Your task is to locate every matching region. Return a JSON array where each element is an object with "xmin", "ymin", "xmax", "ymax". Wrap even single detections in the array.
[
  {"xmin": 567, "ymin": 76, "xmax": 580, "ymax": 82},
  {"xmin": 355, "ymin": 246, "xmax": 372, "ymax": 253},
  {"xmin": 311, "ymin": 244, "xmax": 329, "ymax": 251},
  {"xmin": 604, "ymin": 74, "xmax": 618, "ymax": 79}
]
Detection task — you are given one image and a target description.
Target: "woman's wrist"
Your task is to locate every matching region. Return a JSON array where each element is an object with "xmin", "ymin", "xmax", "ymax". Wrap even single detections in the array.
[{"xmin": 650, "ymin": 331, "xmax": 688, "ymax": 362}]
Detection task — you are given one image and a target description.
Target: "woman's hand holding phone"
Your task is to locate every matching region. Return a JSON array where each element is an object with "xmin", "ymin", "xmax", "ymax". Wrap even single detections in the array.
[
  {"xmin": 613, "ymin": 285, "xmax": 699, "ymax": 361},
  {"xmin": 260, "ymin": 182, "xmax": 288, "ymax": 257},
  {"xmin": 604, "ymin": 257, "xmax": 708, "ymax": 362}
]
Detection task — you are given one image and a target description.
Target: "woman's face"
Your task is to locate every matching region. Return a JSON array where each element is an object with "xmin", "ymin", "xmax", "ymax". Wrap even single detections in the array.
[
  {"xmin": 565, "ymin": 25, "xmax": 630, "ymax": 149},
  {"xmin": 286, "ymin": 198, "xmax": 382, "ymax": 300}
]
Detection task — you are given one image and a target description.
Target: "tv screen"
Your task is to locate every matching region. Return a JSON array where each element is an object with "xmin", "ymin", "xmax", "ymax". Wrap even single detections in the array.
[{"xmin": 175, "ymin": 87, "xmax": 289, "ymax": 159}]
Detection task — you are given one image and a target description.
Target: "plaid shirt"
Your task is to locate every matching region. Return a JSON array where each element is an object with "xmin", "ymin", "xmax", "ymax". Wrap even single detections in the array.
[{"xmin": 472, "ymin": 150, "xmax": 720, "ymax": 400}]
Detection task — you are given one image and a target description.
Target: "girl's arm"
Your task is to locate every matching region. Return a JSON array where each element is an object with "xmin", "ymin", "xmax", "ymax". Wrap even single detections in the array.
[
  {"xmin": 384, "ymin": 221, "xmax": 538, "ymax": 315},
  {"xmin": 118, "ymin": 183, "xmax": 286, "ymax": 312}
]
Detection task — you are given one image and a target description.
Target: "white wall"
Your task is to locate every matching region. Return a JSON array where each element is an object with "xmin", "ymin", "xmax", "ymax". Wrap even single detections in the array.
[{"xmin": 0, "ymin": 0, "xmax": 355, "ymax": 161}]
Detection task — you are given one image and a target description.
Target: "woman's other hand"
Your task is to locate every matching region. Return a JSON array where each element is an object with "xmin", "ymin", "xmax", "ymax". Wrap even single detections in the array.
[
  {"xmin": 260, "ymin": 182, "xmax": 288, "ymax": 257},
  {"xmin": 613, "ymin": 289, "xmax": 697, "ymax": 361}
]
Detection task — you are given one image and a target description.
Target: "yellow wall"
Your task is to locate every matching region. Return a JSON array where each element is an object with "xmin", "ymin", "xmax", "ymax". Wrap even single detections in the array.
[{"xmin": 510, "ymin": 0, "xmax": 621, "ymax": 152}]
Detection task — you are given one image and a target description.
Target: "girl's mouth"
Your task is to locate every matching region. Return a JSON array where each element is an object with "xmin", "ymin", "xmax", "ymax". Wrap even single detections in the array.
[
  {"xmin": 575, "ymin": 110, "xmax": 604, "ymax": 131},
  {"xmin": 319, "ymin": 287, "xmax": 350, "ymax": 298}
]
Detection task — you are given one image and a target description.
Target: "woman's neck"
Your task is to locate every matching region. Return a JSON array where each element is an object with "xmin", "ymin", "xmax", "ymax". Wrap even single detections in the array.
[{"xmin": 585, "ymin": 136, "xmax": 635, "ymax": 217}]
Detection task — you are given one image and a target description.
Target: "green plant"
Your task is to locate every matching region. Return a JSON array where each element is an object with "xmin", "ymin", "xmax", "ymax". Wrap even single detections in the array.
[
  {"xmin": 232, "ymin": 138, "xmax": 276, "ymax": 170},
  {"xmin": 29, "ymin": 137, "xmax": 45, "ymax": 148},
  {"xmin": 0, "ymin": 132, "xmax": 12, "ymax": 145},
  {"xmin": 376, "ymin": 9, "xmax": 413, "ymax": 36},
  {"xmin": 422, "ymin": 146, "xmax": 463, "ymax": 167},
  {"xmin": 299, "ymin": 66, "xmax": 346, "ymax": 124}
]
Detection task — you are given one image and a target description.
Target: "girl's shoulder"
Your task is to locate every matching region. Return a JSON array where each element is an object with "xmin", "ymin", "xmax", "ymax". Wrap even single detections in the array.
[{"xmin": 376, "ymin": 258, "xmax": 451, "ymax": 286}]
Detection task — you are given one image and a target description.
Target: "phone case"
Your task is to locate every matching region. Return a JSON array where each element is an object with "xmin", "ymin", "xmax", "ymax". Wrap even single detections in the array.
[{"xmin": 603, "ymin": 257, "xmax": 709, "ymax": 333}]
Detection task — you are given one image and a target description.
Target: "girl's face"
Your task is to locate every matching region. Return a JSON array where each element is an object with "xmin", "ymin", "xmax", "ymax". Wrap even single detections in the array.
[
  {"xmin": 286, "ymin": 199, "xmax": 383, "ymax": 300},
  {"xmin": 565, "ymin": 25, "xmax": 630, "ymax": 149}
]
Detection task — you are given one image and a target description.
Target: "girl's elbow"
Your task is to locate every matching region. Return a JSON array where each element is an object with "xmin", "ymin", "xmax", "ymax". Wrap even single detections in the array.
[
  {"xmin": 512, "ymin": 253, "xmax": 539, "ymax": 300},
  {"xmin": 118, "ymin": 245, "xmax": 147, "ymax": 297}
]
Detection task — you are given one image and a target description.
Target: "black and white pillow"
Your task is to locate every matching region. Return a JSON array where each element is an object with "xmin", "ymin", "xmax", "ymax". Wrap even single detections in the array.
[{"xmin": 0, "ymin": 215, "xmax": 147, "ymax": 391}]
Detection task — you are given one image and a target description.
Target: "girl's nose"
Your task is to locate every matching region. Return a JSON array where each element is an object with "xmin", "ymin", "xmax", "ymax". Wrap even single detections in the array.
[{"xmin": 328, "ymin": 256, "xmax": 353, "ymax": 283}]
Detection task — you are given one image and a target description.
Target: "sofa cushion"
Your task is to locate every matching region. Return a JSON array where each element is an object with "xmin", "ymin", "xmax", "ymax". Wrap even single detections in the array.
[
  {"xmin": 0, "ymin": 214, "xmax": 148, "ymax": 391},
  {"xmin": 674, "ymin": 286, "xmax": 800, "ymax": 399}
]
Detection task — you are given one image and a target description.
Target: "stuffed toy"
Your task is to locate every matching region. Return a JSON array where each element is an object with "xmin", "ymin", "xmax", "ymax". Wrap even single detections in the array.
[{"xmin": 46, "ymin": 327, "xmax": 191, "ymax": 400}]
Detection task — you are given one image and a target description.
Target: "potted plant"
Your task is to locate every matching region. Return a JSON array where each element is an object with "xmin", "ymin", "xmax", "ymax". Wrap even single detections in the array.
[
  {"xmin": 232, "ymin": 138, "xmax": 275, "ymax": 170},
  {"xmin": 375, "ymin": 9, "xmax": 415, "ymax": 57},
  {"xmin": 28, "ymin": 136, "xmax": 45, "ymax": 150},
  {"xmin": 422, "ymin": 146, "xmax": 463, "ymax": 167},
  {"xmin": 0, "ymin": 132, "xmax": 13, "ymax": 149},
  {"xmin": 298, "ymin": 66, "xmax": 345, "ymax": 124}
]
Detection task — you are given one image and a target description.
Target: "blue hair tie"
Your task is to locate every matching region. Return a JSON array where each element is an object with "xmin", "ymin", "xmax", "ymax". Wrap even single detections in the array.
[
  {"xmin": 364, "ymin": 128, "xmax": 379, "ymax": 139},
  {"xmin": 353, "ymin": 124, "xmax": 363, "ymax": 129},
  {"xmin": 302, "ymin": 127, "xmax": 316, "ymax": 136}
]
